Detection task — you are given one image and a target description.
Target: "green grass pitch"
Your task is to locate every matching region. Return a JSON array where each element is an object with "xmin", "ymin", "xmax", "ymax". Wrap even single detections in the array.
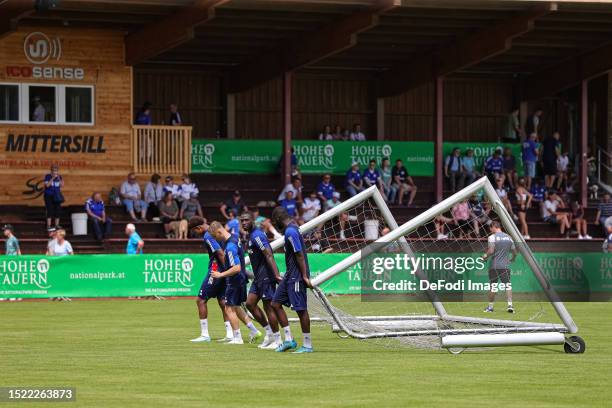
[{"xmin": 1, "ymin": 299, "xmax": 610, "ymax": 407}]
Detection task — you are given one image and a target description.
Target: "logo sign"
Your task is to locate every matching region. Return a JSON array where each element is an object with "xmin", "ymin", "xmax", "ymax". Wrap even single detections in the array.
[{"xmin": 24, "ymin": 32, "xmax": 62, "ymax": 65}]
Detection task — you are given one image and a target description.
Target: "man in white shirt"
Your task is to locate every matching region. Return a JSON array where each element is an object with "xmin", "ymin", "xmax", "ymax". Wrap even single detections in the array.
[
  {"xmin": 120, "ymin": 172, "xmax": 147, "ymax": 222},
  {"xmin": 349, "ymin": 123, "xmax": 366, "ymax": 141},
  {"xmin": 278, "ymin": 176, "xmax": 303, "ymax": 203},
  {"xmin": 302, "ymin": 192, "xmax": 321, "ymax": 223},
  {"xmin": 541, "ymin": 192, "xmax": 570, "ymax": 236}
]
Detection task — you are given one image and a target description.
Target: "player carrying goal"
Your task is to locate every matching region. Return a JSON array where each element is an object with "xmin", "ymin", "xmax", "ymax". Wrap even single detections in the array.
[{"xmin": 482, "ymin": 221, "xmax": 517, "ymax": 314}]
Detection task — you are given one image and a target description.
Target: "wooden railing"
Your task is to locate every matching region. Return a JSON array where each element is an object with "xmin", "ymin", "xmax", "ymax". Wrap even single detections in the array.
[{"xmin": 131, "ymin": 125, "xmax": 192, "ymax": 175}]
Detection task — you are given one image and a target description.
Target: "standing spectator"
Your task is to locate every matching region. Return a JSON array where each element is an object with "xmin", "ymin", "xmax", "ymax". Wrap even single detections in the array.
[
  {"xmin": 522, "ymin": 133, "xmax": 539, "ymax": 190},
  {"xmin": 125, "ymin": 223, "xmax": 144, "ymax": 255},
  {"xmin": 502, "ymin": 147, "xmax": 517, "ymax": 190},
  {"xmin": 120, "ymin": 172, "xmax": 147, "ymax": 222},
  {"xmin": 318, "ymin": 125, "xmax": 333, "ymax": 141},
  {"xmin": 530, "ymin": 179, "xmax": 547, "ymax": 204},
  {"xmin": 349, "ymin": 123, "xmax": 366, "ymax": 141},
  {"xmin": 379, "ymin": 157, "xmax": 396, "ymax": 203},
  {"xmin": 159, "ymin": 191, "xmax": 180, "ymax": 237},
  {"xmin": 444, "ymin": 147, "xmax": 464, "ymax": 193},
  {"xmin": 220, "ymin": 190, "xmax": 248, "ymax": 220},
  {"xmin": 525, "ymin": 108, "xmax": 543, "ymax": 136},
  {"xmin": 483, "ymin": 149, "xmax": 504, "ymax": 185},
  {"xmin": 362, "ymin": 159, "xmax": 383, "ymax": 196},
  {"xmin": 302, "ymin": 191, "xmax": 321, "ymax": 224},
  {"xmin": 515, "ymin": 178, "xmax": 532, "ymax": 239},
  {"xmin": 495, "ymin": 175, "xmax": 518, "ymax": 221},
  {"xmin": 178, "ymin": 174, "xmax": 198, "ymax": 202},
  {"xmin": 32, "ymin": 96, "xmax": 46, "ymax": 122},
  {"xmin": 278, "ymin": 147, "xmax": 300, "ymax": 177},
  {"xmin": 317, "ymin": 174, "xmax": 336, "ymax": 210},
  {"xmin": 51, "ymin": 229, "xmax": 73, "ymax": 256},
  {"xmin": 556, "ymin": 151, "xmax": 569, "ymax": 191},
  {"xmin": 46, "ymin": 227, "xmax": 57, "ymax": 256},
  {"xmin": 169, "ymin": 103, "xmax": 182, "ymax": 126},
  {"xmin": 462, "ymin": 149, "xmax": 478, "ymax": 187},
  {"xmin": 333, "ymin": 124, "xmax": 347, "ymax": 141},
  {"xmin": 135, "ymin": 102, "xmax": 152, "ymax": 125},
  {"xmin": 43, "ymin": 165, "xmax": 64, "ymax": 229},
  {"xmin": 279, "ymin": 190, "xmax": 298, "ymax": 220},
  {"xmin": 163, "ymin": 175, "xmax": 181, "ymax": 197},
  {"xmin": 504, "ymin": 107, "xmax": 521, "ymax": 143},
  {"xmin": 571, "ymin": 200, "xmax": 592, "ymax": 240},
  {"xmin": 144, "ymin": 173, "xmax": 163, "ymax": 220},
  {"xmin": 541, "ymin": 191, "xmax": 571, "ymax": 237},
  {"xmin": 85, "ymin": 192, "xmax": 112, "ymax": 241},
  {"xmin": 541, "ymin": 131, "xmax": 561, "ymax": 188},
  {"xmin": 391, "ymin": 159, "xmax": 417, "ymax": 206},
  {"xmin": 345, "ymin": 162, "xmax": 364, "ymax": 197},
  {"xmin": 594, "ymin": 192, "xmax": 612, "ymax": 233},
  {"xmin": 278, "ymin": 176, "xmax": 303, "ymax": 203},
  {"xmin": 3, "ymin": 224, "xmax": 20, "ymax": 255},
  {"xmin": 180, "ymin": 192, "xmax": 203, "ymax": 221}
]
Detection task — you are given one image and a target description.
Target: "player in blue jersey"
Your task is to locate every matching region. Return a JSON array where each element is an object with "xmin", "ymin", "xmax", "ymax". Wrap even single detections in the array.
[
  {"xmin": 270, "ymin": 206, "xmax": 313, "ymax": 353},
  {"xmin": 188, "ymin": 216, "xmax": 234, "ymax": 343},
  {"xmin": 240, "ymin": 212, "xmax": 283, "ymax": 350},
  {"xmin": 210, "ymin": 221, "xmax": 262, "ymax": 345}
]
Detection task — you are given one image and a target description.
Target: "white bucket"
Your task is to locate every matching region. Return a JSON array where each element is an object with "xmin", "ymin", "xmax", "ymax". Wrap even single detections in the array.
[
  {"xmin": 71, "ymin": 213, "xmax": 88, "ymax": 236},
  {"xmin": 364, "ymin": 219, "xmax": 379, "ymax": 240}
]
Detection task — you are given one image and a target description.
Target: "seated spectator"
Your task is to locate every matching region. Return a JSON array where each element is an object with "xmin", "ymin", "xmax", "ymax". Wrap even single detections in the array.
[
  {"xmin": 144, "ymin": 173, "xmax": 163, "ymax": 220},
  {"xmin": 169, "ymin": 103, "xmax": 182, "ymax": 126},
  {"xmin": 158, "ymin": 191, "xmax": 180, "ymax": 238},
  {"xmin": 349, "ymin": 123, "xmax": 366, "ymax": 141},
  {"xmin": 318, "ymin": 125, "xmax": 333, "ymax": 141},
  {"xmin": 391, "ymin": 159, "xmax": 417, "ymax": 206},
  {"xmin": 462, "ymin": 149, "xmax": 478, "ymax": 186},
  {"xmin": 556, "ymin": 151, "xmax": 569, "ymax": 191},
  {"xmin": 180, "ymin": 192, "xmax": 203, "ymax": 221},
  {"xmin": 278, "ymin": 175, "xmax": 302, "ymax": 203},
  {"xmin": 317, "ymin": 174, "xmax": 335, "ymax": 210},
  {"xmin": 226, "ymin": 209, "xmax": 240, "ymax": 241},
  {"xmin": 451, "ymin": 199, "xmax": 472, "ymax": 238},
  {"xmin": 333, "ymin": 124, "xmax": 347, "ymax": 141},
  {"xmin": 522, "ymin": 133, "xmax": 539, "ymax": 190},
  {"xmin": 362, "ymin": 159, "xmax": 383, "ymax": 196},
  {"xmin": 302, "ymin": 191, "xmax": 321, "ymax": 224},
  {"xmin": 120, "ymin": 172, "xmax": 147, "ymax": 222},
  {"xmin": 179, "ymin": 174, "xmax": 198, "ymax": 202},
  {"xmin": 468, "ymin": 195, "xmax": 491, "ymax": 237},
  {"xmin": 502, "ymin": 147, "xmax": 517, "ymax": 190},
  {"xmin": 279, "ymin": 190, "xmax": 298, "ymax": 221},
  {"xmin": 444, "ymin": 147, "xmax": 464, "ymax": 193},
  {"xmin": 495, "ymin": 175, "xmax": 518, "ymax": 221},
  {"xmin": 327, "ymin": 192, "xmax": 350, "ymax": 240},
  {"xmin": 163, "ymin": 175, "xmax": 181, "ymax": 197},
  {"xmin": 3, "ymin": 224, "xmax": 20, "ymax": 256},
  {"xmin": 483, "ymin": 148, "xmax": 504, "ymax": 185},
  {"xmin": 434, "ymin": 214, "xmax": 453, "ymax": 240},
  {"xmin": 51, "ymin": 229, "xmax": 73, "ymax": 256},
  {"xmin": 345, "ymin": 162, "xmax": 364, "ymax": 197},
  {"xmin": 594, "ymin": 192, "xmax": 612, "ymax": 233},
  {"xmin": 251, "ymin": 208, "xmax": 282, "ymax": 240},
  {"xmin": 379, "ymin": 157, "xmax": 397, "ymax": 203},
  {"xmin": 530, "ymin": 179, "xmax": 547, "ymax": 204},
  {"xmin": 571, "ymin": 200, "xmax": 592, "ymax": 240},
  {"xmin": 134, "ymin": 101, "xmax": 152, "ymax": 125},
  {"xmin": 85, "ymin": 192, "xmax": 112, "ymax": 241},
  {"xmin": 604, "ymin": 224, "xmax": 612, "ymax": 253},
  {"xmin": 305, "ymin": 230, "xmax": 333, "ymax": 253},
  {"xmin": 541, "ymin": 190, "xmax": 571, "ymax": 237},
  {"xmin": 515, "ymin": 178, "xmax": 532, "ymax": 239},
  {"xmin": 46, "ymin": 227, "xmax": 57, "ymax": 256},
  {"xmin": 220, "ymin": 190, "xmax": 248, "ymax": 220}
]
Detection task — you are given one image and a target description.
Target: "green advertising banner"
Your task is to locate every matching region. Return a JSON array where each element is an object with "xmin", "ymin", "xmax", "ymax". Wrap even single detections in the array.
[{"xmin": 0, "ymin": 253, "xmax": 609, "ymax": 299}]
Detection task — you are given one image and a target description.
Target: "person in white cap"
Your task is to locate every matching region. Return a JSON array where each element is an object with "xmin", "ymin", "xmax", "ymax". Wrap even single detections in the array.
[{"xmin": 125, "ymin": 223, "xmax": 144, "ymax": 255}]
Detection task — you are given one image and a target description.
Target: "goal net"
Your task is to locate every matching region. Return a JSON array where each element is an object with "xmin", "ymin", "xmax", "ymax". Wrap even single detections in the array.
[{"xmin": 259, "ymin": 178, "xmax": 578, "ymax": 352}]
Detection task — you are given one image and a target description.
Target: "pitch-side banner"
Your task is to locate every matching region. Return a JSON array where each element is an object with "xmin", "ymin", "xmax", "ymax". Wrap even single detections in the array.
[
  {"xmin": 0, "ymin": 253, "xmax": 609, "ymax": 299},
  {"xmin": 191, "ymin": 140, "xmax": 522, "ymax": 176}
]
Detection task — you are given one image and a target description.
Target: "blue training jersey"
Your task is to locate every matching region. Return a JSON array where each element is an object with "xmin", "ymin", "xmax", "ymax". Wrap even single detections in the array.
[
  {"xmin": 126, "ymin": 232, "xmax": 142, "ymax": 255},
  {"xmin": 283, "ymin": 223, "xmax": 310, "ymax": 282},
  {"xmin": 224, "ymin": 237, "xmax": 247, "ymax": 286},
  {"xmin": 203, "ymin": 231, "xmax": 222, "ymax": 272},
  {"xmin": 248, "ymin": 228, "xmax": 276, "ymax": 284}
]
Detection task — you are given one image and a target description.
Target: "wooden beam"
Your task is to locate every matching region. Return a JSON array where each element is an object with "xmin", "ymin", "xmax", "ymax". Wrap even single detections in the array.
[
  {"xmin": 522, "ymin": 41, "xmax": 612, "ymax": 101},
  {"xmin": 228, "ymin": 0, "xmax": 399, "ymax": 93},
  {"xmin": 0, "ymin": 0, "xmax": 35, "ymax": 39},
  {"xmin": 378, "ymin": 3, "xmax": 557, "ymax": 98},
  {"xmin": 124, "ymin": 0, "xmax": 230, "ymax": 66}
]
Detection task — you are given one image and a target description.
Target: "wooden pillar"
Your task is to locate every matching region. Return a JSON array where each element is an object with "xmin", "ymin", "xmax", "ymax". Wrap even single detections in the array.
[
  {"xmin": 434, "ymin": 77, "xmax": 444, "ymax": 202},
  {"xmin": 283, "ymin": 72, "xmax": 293, "ymax": 185},
  {"xmin": 580, "ymin": 80, "xmax": 589, "ymax": 208},
  {"xmin": 226, "ymin": 93, "xmax": 236, "ymax": 139},
  {"xmin": 376, "ymin": 97, "xmax": 385, "ymax": 141}
]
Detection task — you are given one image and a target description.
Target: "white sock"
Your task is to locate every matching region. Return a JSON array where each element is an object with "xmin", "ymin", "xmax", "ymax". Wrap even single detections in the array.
[
  {"xmin": 488, "ymin": 302, "xmax": 494, "ymax": 308},
  {"xmin": 224, "ymin": 321, "xmax": 232, "ymax": 338},
  {"xmin": 283, "ymin": 326, "xmax": 293, "ymax": 342},
  {"xmin": 273, "ymin": 332, "xmax": 281, "ymax": 343},
  {"xmin": 233, "ymin": 329, "xmax": 242, "ymax": 341},
  {"xmin": 508, "ymin": 302, "xmax": 513, "ymax": 307},
  {"xmin": 199, "ymin": 319, "xmax": 209, "ymax": 337},
  {"xmin": 264, "ymin": 324, "xmax": 272, "ymax": 336},
  {"xmin": 303, "ymin": 333, "xmax": 312, "ymax": 348},
  {"xmin": 246, "ymin": 321, "xmax": 259, "ymax": 335}
]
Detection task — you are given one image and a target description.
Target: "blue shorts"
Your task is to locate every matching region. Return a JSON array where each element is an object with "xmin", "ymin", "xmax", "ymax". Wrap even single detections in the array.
[
  {"xmin": 273, "ymin": 279, "xmax": 307, "ymax": 311},
  {"xmin": 249, "ymin": 279, "xmax": 277, "ymax": 301},
  {"xmin": 198, "ymin": 273, "xmax": 226, "ymax": 301},
  {"xmin": 524, "ymin": 161, "xmax": 536, "ymax": 178},
  {"xmin": 225, "ymin": 283, "xmax": 247, "ymax": 307}
]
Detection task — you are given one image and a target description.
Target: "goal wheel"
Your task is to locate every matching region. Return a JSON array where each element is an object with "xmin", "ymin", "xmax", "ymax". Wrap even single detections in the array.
[
  {"xmin": 564, "ymin": 336, "xmax": 585, "ymax": 354},
  {"xmin": 447, "ymin": 347, "xmax": 465, "ymax": 355},
  {"xmin": 336, "ymin": 331, "xmax": 350, "ymax": 339}
]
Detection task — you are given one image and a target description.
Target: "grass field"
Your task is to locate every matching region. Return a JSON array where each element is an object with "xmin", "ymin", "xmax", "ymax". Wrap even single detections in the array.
[{"xmin": 1, "ymin": 299, "xmax": 611, "ymax": 408}]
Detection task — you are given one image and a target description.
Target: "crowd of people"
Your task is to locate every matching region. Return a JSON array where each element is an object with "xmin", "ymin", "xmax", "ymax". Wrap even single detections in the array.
[{"xmin": 317, "ymin": 123, "xmax": 366, "ymax": 141}]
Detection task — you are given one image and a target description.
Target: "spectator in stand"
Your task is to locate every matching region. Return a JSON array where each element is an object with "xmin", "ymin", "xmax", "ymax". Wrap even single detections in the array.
[
  {"xmin": 515, "ymin": 178, "xmax": 532, "ymax": 239},
  {"xmin": 280, "ymin": 190, "xmax": 298, "ymax": 222},
  {"xmin": 333, "ymin": 124, "xmax": 347, "ymax": 141},
  {"xmin": 302, "ymin": 191, "xmax": 321, "ymax": 224},
  {"xmin": 363, "ymin": 159, "xmax": 383, "ymax": 195},
  {"xmin": 462, "ymin": 149, "xmax": 478, "ymax": 186},
  {"xmin": 226, "ymin": 209, "xmax": 240, "ymax": 241},
  {"xmin": 542, "ymin": 190, "xmax": 571, "ymax": 237},
  {"xmin": 502, "ymin": 147, "xmax": 517, "ymax": 190},
  {"xmin": 444, "ymin": 147, "xmax": 464, "ymax": 193},
  {"xmin": 379, "ymin": 157, "xmax": 396, "ymax": 203},
  {"xmin": 556, "ymin": 151, "xmax": 569, "ymax": 191},
  {"xmin": 530, "ymin": 179, "xmax": 547, "ymax": 204},
  {"xmin": 522, "ymin": 133, "xmax": 539, "ymax": 190},
  {"xmin": 46, "ymin": 227, "xmax": 57, "ymax": 256},
  {"xmin": 163, "ymin": 175, "xmax": 181, "ymax": 197},
  {"xmin": 144, "ymin": 173, "xmax": 163, "ymax": 220},
  {"xmin": 495, "ymin": 175, "xmax": 518, "ymax": 221},
  {"xmin": 178, "ymin": 174, "xmax": 198, "ymax": 203},
  {"xmin": 51, "ymin": 229, "xmax": 73, "ymax": 256},
  {"xmin": 278, "ymin": 147, "xmax": 300, "ymax": 177},
  {"xmin": 317, "ymin": 174, "xmax": 335, "ymax": 210},
  {"xmin": 125, "ymin": 223, "xmax": 144, "ymax": 255},
  {"xmin": 120, "ymin": 172, "xmax": 147, "ymax": 222},
  {"xmin": 220, "ymin": 190, "xmax": 248, "ymax": 220},
  {"xmin": 251, "ymin": 207, "xmax": 282, "ymax": 240},
  {"xmin": 469, "ymin": 195, "xmax": 491, "ymax": 237},
  {"xmin": 483, "ymin": 149, "xmax": 504, "ymax": 185},
  {"xmin": 135, "ymin": 102, "xmax": 152, "ymax": 125},
  {"xmin": 180, "ymin": 192, "xmax": 203, "ymax": 221},
  {"xmin": 525, "ymin": 108, "xmax": 543, "ymax": 137},
  {"xmin": 434, "ymin": 213, "xmax": 454, "ymax": 240},
  {"xmin": 594, "ymin": 192, "xmax": 612, "ymax": 233},
  {"xmin": 327, "ymin": 192, "xmax": 350, "ymax": 240},
  {"xmin": 345, "ymin": 162, "xmax": 364, "ymax": 197},
  {"xmin": 278, "ymin": 176, "xmax": 303, "ymax": 203},
  {"xmin": 159, "ymin": 191, "xmax": 180, "ymax": 238},
  {"xmin": 318, "ymin": 125, "xmax": 334, "ymax": 141},
  {"xmin": 85, "ymin": 192, "xmax": 112, "ymax": 241},
  {"xmin": 391, "ymin": 159, "xmax": 417, "ymax": 206},
  {"xmin": 32, "ymin": 96, "xmax": 46, "ymax": 122},
  {"xmin": 349, "ymin": 123, "xmax": 366, "ymax": 141},
  {"xmin": 571, "ymin": 200, "xmax": 592, "ymax": 240},
  {"xmin": 169, "ymin": 103, "xmax": 182, "ymax": 126},
  {"xmin": 3, "ymin": 224, "xmax": 20, "ymax": 256},
  {"xmin": 541, "ymin": 131, "xmax": 561, "ymax": 188},
  {"xmin": 604, "ymin": 224, "xmax": 612, "ymax": 253},
  {"xmin": 451, "ymin": 200, "xmax": 472, "ymax": 238},
  {"xmin": 43, "ymin": 165, "xmax": 64, "ymax": 229},
  {"xmin": 504, "ymin": 107, "xmax": 521, "ymax": 143}
]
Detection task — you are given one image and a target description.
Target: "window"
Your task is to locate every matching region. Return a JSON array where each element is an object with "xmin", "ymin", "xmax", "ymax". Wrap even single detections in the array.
[
  {"xmin": 0, "ymin": 84, "xmax": 19, "ymax": 122},
  {"xmin": 28, "ymin": 85, "xmax": 56, "ymax": 123},
  {"xmin": 65, "ymin": 87, "xmax": 92, "ymax": 124}
]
